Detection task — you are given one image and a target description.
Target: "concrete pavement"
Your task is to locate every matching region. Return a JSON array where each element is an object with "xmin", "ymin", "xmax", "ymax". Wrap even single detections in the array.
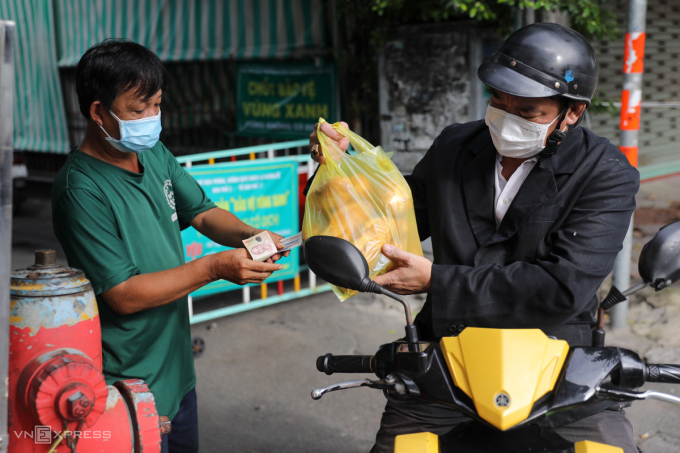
[{"xmin": 191, "ymin": 292, "xmax": 413, "ymax": 452}]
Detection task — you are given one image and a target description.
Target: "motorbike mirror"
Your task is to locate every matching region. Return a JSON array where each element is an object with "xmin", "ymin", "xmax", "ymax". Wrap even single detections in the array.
[
  {"xmin": 638, "ymin": 220, "xmax": 680, "ymax": 291},
  {"xmin": 304, "ymin": 235, "xmax": 419, "ymax": 346},
  {"xmin": 303, "ymin": 236, "xmax": 370, "ymax": 291},
  {"xmin": 600, "ymin": 220, "xmax": 680, "ymax": 314}
]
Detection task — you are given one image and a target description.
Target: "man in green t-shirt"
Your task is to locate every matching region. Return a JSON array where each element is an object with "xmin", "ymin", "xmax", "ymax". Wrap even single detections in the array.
[{"xmin": 52, "ymin": 40, "xmax": 285, "ymax": 453}]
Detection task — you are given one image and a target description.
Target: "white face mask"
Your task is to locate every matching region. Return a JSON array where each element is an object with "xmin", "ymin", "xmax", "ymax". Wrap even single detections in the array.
[{"xmin": 485, "ymin": 105, "xmax": 565, "ymax": 159}]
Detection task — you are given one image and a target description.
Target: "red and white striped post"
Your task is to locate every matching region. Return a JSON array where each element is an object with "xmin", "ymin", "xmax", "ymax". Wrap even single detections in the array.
[{"xmin": 611, "ymin": 0, "xmax": 647, "ymax": 329}]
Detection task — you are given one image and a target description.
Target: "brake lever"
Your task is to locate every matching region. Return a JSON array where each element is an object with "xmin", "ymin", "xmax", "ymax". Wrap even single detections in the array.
[
  {"xmin": 596, "ymin": 385, "xmax": 680, "ymax": 406},
  {"xmin": 311, "ymin": 378, "xmax": 392, "ymax": 400}
]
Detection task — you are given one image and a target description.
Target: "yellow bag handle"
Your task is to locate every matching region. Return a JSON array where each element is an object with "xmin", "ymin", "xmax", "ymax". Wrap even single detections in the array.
[
  {"xmin": 317, "ymin": 118, "xmax": 393, "ymax": 160},
  {"xmin": 331, "ymin": 122, "xmax": 376, "ymax": 155},
  {"xmin": 316, "ymin": 118, "xmax": 348, "ymax": 167}
]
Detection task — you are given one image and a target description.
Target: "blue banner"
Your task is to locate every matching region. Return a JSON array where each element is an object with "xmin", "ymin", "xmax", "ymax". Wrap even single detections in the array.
[{"xmin": 182, "ymin": 159, "xmax": 299, "ymax": 298}]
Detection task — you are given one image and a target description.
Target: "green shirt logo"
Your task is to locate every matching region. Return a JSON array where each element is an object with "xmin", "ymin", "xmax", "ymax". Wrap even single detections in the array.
[{"xmin": 164, "ymin": 179, "xmax": 176, "ymax": 210}]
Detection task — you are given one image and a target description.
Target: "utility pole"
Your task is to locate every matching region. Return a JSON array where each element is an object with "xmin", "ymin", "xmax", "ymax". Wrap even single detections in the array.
[
  {"xmin": 0, "ymin": 20, "xmax": 15, "ymax": 452},
  {"xmin": 611, "ymin": 0, "xmax": 647, "ymax": 329}
]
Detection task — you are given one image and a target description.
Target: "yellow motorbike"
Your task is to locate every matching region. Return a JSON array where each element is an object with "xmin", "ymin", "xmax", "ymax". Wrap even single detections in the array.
[{"xmin": 304, "ymin": 221, "xmax": 680, "ymax": 453}]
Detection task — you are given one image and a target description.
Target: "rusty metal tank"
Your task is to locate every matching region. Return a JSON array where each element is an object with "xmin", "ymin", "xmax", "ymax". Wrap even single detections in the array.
[{"xmin": 9, "ymin": 250, "xmax": 165, "ymax": 452}]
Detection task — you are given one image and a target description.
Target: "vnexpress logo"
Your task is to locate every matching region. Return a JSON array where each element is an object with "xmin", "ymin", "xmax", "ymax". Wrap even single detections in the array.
[{"xmin": 14, "ymin": 426, "xmax": 113, "ymax": 443}]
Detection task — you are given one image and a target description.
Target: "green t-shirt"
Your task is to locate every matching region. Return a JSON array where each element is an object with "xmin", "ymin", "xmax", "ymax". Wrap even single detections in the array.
[{"xmin": 52, "ymin": 141, "xmax": 215, "ymax": 419}]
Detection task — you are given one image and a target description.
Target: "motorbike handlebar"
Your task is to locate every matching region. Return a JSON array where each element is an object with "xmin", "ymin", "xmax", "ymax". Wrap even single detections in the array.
[
  {"xmin": 316, "ymin": 353, "xmax": 374, "ymax": 375},
  {"xmin": 647, "ymin": 364, "xmax": 680, "ymax": 384}
]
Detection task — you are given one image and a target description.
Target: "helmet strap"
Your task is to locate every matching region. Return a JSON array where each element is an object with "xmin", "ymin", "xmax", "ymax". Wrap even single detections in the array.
[{"xmin": 539, "ymin": 101, "xmax": 572, "ymax": 169}]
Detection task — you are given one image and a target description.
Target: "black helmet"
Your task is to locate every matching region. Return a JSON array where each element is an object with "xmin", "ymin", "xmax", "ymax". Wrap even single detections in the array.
[{"xmin": 478, "ymin": 23, "xmax": 598, "ymax": 106}]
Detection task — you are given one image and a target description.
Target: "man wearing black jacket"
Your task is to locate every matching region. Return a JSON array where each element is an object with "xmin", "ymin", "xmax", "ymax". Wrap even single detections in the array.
[{"xmin": 308, "ymin": 23, "xmax": 639, "ymax": 452}]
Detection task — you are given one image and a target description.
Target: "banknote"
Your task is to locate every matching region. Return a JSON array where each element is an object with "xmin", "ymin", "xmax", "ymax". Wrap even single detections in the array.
[
  {"xmin": 242, "ymin": 231, "xmax": 278, "ymax": 262},
  {"xmin": 279, "ymin": 232, "xmax": 302, "ymax": 252}
]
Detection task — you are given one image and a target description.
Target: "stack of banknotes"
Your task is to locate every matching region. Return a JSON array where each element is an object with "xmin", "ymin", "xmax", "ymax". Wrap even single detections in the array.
[{"xmin": 242, "ymin": 232, "xmax": 302, "ymax": 261}]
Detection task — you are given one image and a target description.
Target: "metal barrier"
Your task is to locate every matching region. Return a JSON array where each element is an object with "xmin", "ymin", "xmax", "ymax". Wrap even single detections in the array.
[{"xmin": 176, "ymin": 139, "xmax": 332, "ymax": 325}]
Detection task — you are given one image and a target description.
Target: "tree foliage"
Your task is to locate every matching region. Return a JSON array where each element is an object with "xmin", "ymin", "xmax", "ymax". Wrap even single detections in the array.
[{"xmin": 368, "ymin": 0, "xmax": 619, "ymax": 41}]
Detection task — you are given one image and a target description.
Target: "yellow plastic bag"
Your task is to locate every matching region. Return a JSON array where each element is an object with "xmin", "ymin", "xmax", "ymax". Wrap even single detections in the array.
[{"xmin": 302, "ymin": 118, "xmax": 423, "ymax": 300}]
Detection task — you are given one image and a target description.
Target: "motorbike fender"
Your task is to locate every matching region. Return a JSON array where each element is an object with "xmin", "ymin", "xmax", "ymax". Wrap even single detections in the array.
[
  {"xmin": 575, "ymin": 440, "xmax": 623, "ymax": 452},
  {"xmin": 395, "ymin": 432, "xmax": 439, "ymax": 453}
]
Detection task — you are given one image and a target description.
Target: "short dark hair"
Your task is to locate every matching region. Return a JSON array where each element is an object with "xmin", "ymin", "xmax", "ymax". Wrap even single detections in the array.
[
  {"xmin": 76, "ymin": 39, "xmax": 167, "ymax": 119},
  {"xmin": 550, "ymin": 95, "xmax": 573, "ymax": 112}
]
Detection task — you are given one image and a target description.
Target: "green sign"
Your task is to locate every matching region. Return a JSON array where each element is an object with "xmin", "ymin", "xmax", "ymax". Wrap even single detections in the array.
[
  {"xmin": 236, "ymin": 63, "xmax": 337, "ymax": 138},
  {"xmin": 181, "ymin": 159, "xmax": 299, "ymax": 298}
]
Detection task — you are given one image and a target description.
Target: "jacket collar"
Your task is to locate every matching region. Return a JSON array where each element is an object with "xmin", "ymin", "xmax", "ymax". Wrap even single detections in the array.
[
  {"xmin": 462, "ymin": 130, "xmax": 498, "ymax": 246},
  {"xmin": 462, "ymin": 126, "xmax": 583, "ymax": 247},
  {"xmin": 487, "ymin": 157, "xmax": 558, "ymax": 246},
  {"xmin": 546, "ymin": 127, "xmax": 582, "ymax": 175}
]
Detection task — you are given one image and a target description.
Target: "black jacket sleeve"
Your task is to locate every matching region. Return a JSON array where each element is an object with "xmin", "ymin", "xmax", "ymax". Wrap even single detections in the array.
[
  {"xmin": 404, "ymin": 137, "xmax": 440, "ymax": 243},
  {"xmin": 303, "ymin": 166, "xmax": 317, "ymax": 196}
]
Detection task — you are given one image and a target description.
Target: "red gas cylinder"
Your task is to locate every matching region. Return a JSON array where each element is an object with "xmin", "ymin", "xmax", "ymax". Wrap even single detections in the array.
[{"xmin": 9, "ymin": 250, "xmax": 167, "ymax": 452}]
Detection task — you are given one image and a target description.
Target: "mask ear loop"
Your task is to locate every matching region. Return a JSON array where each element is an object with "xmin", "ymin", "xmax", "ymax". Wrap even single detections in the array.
[
  {"xmin": 97, "ymin": 122, "xmax": 117, "ymax": 141},
  {"xmin": 97, "ymin": 108, "xmax": 122, "ymax": 141},
  {"xmin": 538, "ymin": 100, "xmax": 572, "ymax": 169}
]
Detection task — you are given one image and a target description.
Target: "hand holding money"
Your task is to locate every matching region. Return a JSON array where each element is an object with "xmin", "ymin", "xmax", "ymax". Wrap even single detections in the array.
[
  {"xmin": 209, "ymin": 248, "xmax": 283, "ymax": 285},
  {"xmin": 243, "ymin": 231, "xmax": 302, "ymax": 262}
]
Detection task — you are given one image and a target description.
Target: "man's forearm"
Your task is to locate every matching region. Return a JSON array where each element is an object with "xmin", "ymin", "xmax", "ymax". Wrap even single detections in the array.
[
  {"xmin": 101, "ymin": 256, "xmax": 215, "ymax": 315},
  {"xmin": 191, "ymin": 207, "xmax": 255, "ymax": 248}
]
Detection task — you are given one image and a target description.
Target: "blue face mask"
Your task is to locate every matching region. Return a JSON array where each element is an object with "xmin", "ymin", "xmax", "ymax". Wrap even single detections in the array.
[{"xmin": 98, "ymin": 109, "xmax": 162, "ymax": 153}]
